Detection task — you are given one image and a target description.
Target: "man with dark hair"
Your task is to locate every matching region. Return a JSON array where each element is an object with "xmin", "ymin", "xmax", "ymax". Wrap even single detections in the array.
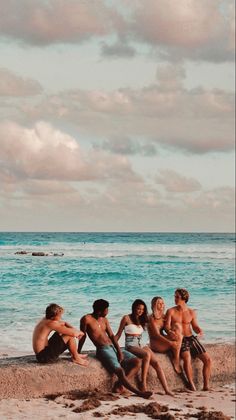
[
  {"xmin": 165, "ymin": 289, "xmax": 211, "ymax": 391},
  {"xmin": 78, "ymin": 299, "xmax": 152, "ymax": 398},
  {"xmin": 33, "ymin": 303, "xmax": 88, "ymax": 366}
]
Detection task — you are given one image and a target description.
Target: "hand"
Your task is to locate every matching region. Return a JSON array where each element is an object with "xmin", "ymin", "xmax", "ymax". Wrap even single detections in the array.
[
  {"xmin": 74, "ymin": 330, "xmax": 84, "ymax": 339},
  {"xmin": 197, "ymin": 330, "xmax": 204, "ymax": 338},
  {"xmin": 168, "ymin": 330, "xmax": 177, "ymax": 340}
]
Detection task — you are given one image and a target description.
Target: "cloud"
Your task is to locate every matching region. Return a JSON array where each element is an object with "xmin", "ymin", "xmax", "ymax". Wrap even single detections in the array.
[
  {"xmin": 16, "ymin": 64, "xmax": 234, "ymax": 154},
  {"xmin": 125, "ymin": 0, "xmax": 234, "ymax": 62},
  {"xmin": 0, "ymin": 120, "xmax": 138, "ymax": 182},
  {"xmin": 0, "ymin": 68, "xmax": 43, "ymax": 96},
  {"xmin": 0, "ymin": 0, "xmax": 119, "ymax": 45},
  {"xmin": 156, "ymin": 170, "xmax": 202, "ymax": 193},
  {"xmin": 0, "ymin": 0, "xmax": 234, "ymax": 63},
  {"xmin": 101, "ymin": 40, "xmax": 136, "ymax": 58},
  {"xmin": 99, "ymin": 136, "xmax": 157, "ymax": 156}
]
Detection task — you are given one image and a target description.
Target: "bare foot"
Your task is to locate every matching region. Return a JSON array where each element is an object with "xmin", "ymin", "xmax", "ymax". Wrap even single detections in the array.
[
  {"xmin": 72, "ymin": 357, "xmax": 89, "ymax": 366},
  {"xmin": 113, "ymin": 381, "xmax": 125, "ymax": 394},
  {"xmin": 202, "ymin": 386, "xmax": 213, "ymax": 391},
  {"xmin": 187, "ymin": 382, "xmax": 197, "ymax": 392},
  {"xmin": 139, "ymin": 391, "xmax": 153, "ymax": 399},
  {"xmin": 137, "ymin": 379, "xmax": 147, "ymax": 392},
  {"xmin": 165, "ymin": 389, "xmax": 175, "ymax": 396}
]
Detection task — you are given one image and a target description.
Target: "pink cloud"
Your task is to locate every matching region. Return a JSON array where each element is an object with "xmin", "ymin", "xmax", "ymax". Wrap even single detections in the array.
[
  {"xmin": 17, "ymin": 64, "xmax": 234, "ymax": 154},
  {"xmin": 0, "ymin": 0, "xmax": 119, "ymax": 45},
  {"xmin": 0, "ymin": 120, "xmax": 138, "ymax": 182},
  {"xmin": 0, "ymin": 68, "xmax": 43, "ymax": 96},
  {"xmin": 156, "ymin": 170, "xmax": 202, "ymax": 193},
  {"xmin": 0, "ymin": 0, "xmax": 233, "ymax": 62}
]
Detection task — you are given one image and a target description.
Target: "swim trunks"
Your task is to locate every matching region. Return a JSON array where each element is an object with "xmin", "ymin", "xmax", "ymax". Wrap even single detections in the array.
[
  {"xmin": 96, "ymin": 345, "xmax": 135, "ymax": 373},
  {"xmin": 36, "ymin": 332, "xmax": 68, "ymax": 363},
  {"xmin": 181, "ymin": 335, "xmax": 206, "ymax": 358}
]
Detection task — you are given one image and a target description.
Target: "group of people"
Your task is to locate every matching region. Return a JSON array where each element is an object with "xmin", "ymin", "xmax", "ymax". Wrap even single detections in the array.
[{"xmin": 32, "ymin": 288, "xmax": 212, "ymax": 398}]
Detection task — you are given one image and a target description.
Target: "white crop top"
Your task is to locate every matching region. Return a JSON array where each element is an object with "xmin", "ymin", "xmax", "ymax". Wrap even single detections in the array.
[{"xmin": 124, "ymin": 324, "xmax": 143, "ymax": 335}]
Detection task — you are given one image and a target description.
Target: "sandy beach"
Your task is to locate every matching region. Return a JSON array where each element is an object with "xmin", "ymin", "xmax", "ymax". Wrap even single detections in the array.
[{"xmin": 0, "ymin": 386, "xmax": 235, "ymax": 419}]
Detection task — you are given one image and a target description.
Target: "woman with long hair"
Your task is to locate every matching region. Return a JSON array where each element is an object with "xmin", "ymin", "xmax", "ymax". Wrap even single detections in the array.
[
  {"xmin": 115, "ymin": 299, "xmax": 173, "ymax": 395},
  {"xmin": 148, "ymin": 296, "xmax": 183, "ymax": 373}
]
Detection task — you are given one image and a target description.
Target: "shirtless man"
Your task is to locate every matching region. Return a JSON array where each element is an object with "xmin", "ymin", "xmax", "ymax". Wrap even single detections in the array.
[
  {"xmin": 165, "ymin": 289, "xmax": 211, "ymax": 391},
  {"xmin": 78, "ymin": 299, "xmax": 152, "ymax": 398},
  {"xmin": 33, "ymin": 303, "xmax": 88, "ymax": 365}
]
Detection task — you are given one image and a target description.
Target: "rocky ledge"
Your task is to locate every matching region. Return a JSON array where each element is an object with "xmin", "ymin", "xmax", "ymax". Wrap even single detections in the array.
[{"xmin": 0, "ymin": 344, "xmax": 234, "ymax": 399}]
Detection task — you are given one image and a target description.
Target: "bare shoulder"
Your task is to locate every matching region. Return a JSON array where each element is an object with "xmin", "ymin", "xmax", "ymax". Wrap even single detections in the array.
[
  {"xmin": 166, "ymin": 307, "xmax": 175, "ymax": 314},
  {"xmin": 80, "ymin": 314, "xmax": 90, "ymax": 325},
  {"xmin": 188, "ymin": 307, "xmax": 195, "ymax": 317}
]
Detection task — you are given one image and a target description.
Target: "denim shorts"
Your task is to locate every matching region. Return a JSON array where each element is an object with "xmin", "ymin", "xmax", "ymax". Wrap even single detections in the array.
[
  {"xmin": 96, "ymin": 345, "xmax": 135, "ymax": 373},
  {"xmin": 125, "ymin": 335, "xmax": 142, "ymax": 349}
]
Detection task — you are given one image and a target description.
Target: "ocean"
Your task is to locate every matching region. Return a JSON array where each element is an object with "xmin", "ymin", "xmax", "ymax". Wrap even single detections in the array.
[{"xmin": 0, "ymin": 232, "xmax": 235, "ymax": 354}]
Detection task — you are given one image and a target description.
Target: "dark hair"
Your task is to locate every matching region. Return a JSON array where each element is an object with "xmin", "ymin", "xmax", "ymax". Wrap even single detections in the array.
[
  {"xmin": 175, "ymin": 288, "xmax": 190, "ymax": 303},
  {"xmin": 130, "ymin": 299, "xmax": 148, "ymax": 328},
  {"xmin": 45, "ymin": 303, "xmax": 63, "ymax": 319},
  {"xmin": 93, "ymin": 299, "xmax": 109, "ymax": 314}
]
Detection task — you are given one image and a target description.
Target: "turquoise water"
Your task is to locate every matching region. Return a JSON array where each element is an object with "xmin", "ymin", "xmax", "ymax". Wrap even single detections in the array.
[{"xmin": 0, "ymin": 232, "xmax": 235, "ymax": 353}]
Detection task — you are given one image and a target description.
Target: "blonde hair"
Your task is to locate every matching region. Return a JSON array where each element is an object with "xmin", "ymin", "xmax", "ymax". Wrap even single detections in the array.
[
  {"xmin": 151, "ymin": 296, "xmax": 164, "ymax": 319},
  {"xmin": 45, "ymin": 303, "xmax": 64, "ymax": 319}
]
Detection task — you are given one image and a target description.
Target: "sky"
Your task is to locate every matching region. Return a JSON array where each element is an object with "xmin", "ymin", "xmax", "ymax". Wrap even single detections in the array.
[{"xmin": 0, "ymin": 0, "xmax": 235, "ymax": 232}]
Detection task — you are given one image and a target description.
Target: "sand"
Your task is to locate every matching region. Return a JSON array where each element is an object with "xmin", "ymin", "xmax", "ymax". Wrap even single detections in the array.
[{"xmin": 0, "ymin": 386, "xmax": 234, "ymax": 419}]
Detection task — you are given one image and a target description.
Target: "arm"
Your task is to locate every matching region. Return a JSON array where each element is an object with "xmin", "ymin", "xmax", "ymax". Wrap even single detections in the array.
[
  {"xmin": 106, "ymin": 319, "xmax": 123, "ymax": 362},
  {"xmin": 191, "ymin": 310, "xmax": 203, "ymax": 337},
  {"xmin": 163, "ymin": 309, "xmax": 177, "ymax": 340},
  {"xmin": 64, "ymin": 321, "xmax": 73, "ymax": 328},
  {"xmin": 49, "ymin": 320, "xmax": 82, "ymax": 337},
  {"xmin": 78, "ymin": 316, "xmax": 87, "ymax": 353},
  {"xmin": 164, "ymin": 309, "xmax": 172, "ymax": 334},
  {"xmin": 114, "ymin": 316, "xmax": 127, "ymax": 341}
]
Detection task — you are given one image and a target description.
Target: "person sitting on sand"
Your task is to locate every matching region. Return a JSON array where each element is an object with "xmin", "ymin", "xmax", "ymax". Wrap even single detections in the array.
[
  {"xmin": 78, "ymin": 299, "xmax": 152, "ymax": 399},
  {"xmin": 115, "ymin": 299, "xmax": 174, "ymax": 395},
  {"xmin": 148, "ymin": 296, "xmax": 183, "ymax": 374},
  {"xmin": 165, "ymin": 289, "xmax": 212, "ymax": 391},
  {"xmin": 33, "ymin": 303, "xmax": 88, "ymax": 366}
]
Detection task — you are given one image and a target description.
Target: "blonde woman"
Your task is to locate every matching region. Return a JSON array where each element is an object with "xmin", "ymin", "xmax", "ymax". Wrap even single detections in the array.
[{"xmin": 148, "ymin": 296, "xmax": 183, "ymax": 373}]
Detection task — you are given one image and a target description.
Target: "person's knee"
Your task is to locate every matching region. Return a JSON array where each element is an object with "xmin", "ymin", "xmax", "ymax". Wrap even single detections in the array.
[
  {"xmin": 204, "ymin": 353, "xmax": 212, "ymax": 367},
  {"xmin": 143, "ymin": 351, "xmax": 151, "ymax": 362},
  {"xmin": 62, "ymin": 335, "xmax": 71, "ymax": 344}
]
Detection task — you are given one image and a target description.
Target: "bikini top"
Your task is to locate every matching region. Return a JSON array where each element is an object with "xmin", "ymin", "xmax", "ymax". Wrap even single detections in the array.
[{"xmin": 124, "ymin": 324, "xmax": 144, "ymax": 335}]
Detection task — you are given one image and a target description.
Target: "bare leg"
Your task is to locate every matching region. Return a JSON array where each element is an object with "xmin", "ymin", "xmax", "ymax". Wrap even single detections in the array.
[
  {"xmin": 150, "ymin": 353, "xmax": 174, "ymax": 396},
  {"xmin": 62, "ymin": 335, "xmax": 89, "ymax": 366},
  {"xmin": 197, "ymin": 353, "xmax": 212, "ymax": 391},
  {"xmin": 126, "ymin": 345, "xmax": 151, "ymax": 391},
  {"xmin": 114, "ymin": 363, "xmax": 152, "ymax": 399},
  {"xmin": 181, "ymin": 351, "xmax": 196, "ymax": 391}
]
